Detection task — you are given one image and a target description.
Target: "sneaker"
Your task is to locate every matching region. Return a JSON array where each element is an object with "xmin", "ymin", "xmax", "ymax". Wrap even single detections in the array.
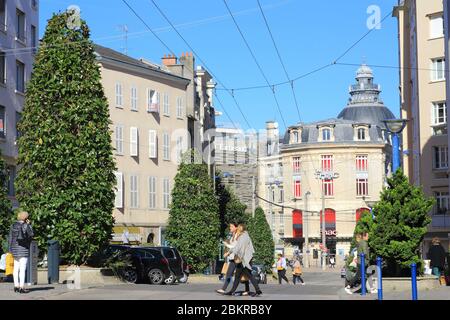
[
  {"xmin": 344, "ymin": 287, "xmax": 353, "ymax": 295},
  {"xmin": 242, "ymin": 292, "xmax": 249, "ymax": 296},
  {"xmin": 301, "ymin": 282, "xmax": 306, "ymax": 286},
  {"xmin": 216, "ymin": 289, "xmax": 225, "ymax": 294}
]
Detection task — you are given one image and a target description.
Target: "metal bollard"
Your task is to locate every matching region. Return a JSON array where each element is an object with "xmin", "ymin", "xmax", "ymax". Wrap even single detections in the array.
[
  {"xmin": 376, "ymin": 257, "xmax": 383, "ymax": 300},
  {"xmin": 47, "ymin": 240, "xmax": 60, "ymax": 284},
  {"xmin": 360, "ymin": 253, "xmax": 366, "ymax": 296},
  {"xmin": 411, "ymin": 263, "xmax": 418, "ymax": 300}
]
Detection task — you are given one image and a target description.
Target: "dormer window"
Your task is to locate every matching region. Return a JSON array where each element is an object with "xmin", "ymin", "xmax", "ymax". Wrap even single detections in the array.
[
  {"xmin": 322, "ymin": 128, "xmax": 331, "ymax": 141},
  {"xmin": 353, "ymin": 125, "xmax": 370, "ymax": 141},
  {"xmin": 289, "ymin": 128, "xmax": 301, "ymax": 144},
  {"xmin": 318, "ymin": 125, "xmax": 334, "ymax": 142}
]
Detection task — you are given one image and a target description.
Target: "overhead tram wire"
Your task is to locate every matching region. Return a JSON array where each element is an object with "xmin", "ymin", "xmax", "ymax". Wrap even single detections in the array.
[
  {"xmin": 222, "ymin": 0, "xmax": 287, "ymax": 129},
  {"xmin": 121, "ymin": 0, "xmax": 249, "ymax": 130},
  {"xmin": 256, "ymin": 0, "xmax": 301, "ymax": 123},
  {"xmin": 148, "ymin": 0, "xmax": 253, "ymax": 130}
]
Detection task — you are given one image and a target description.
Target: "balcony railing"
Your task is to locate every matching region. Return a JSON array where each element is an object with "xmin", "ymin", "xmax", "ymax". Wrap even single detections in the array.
[
  {"xmin": 349, "ymin": 84, "xmax": 380, "ymax": 92},
  {"xmin": 431, "ymin": 214, "xmax": 450, "ymax": 228}
]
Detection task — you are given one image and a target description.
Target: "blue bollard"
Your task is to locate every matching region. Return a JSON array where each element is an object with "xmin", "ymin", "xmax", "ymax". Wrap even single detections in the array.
[
  {"xmin": 411, "ymin": 263, "xmax": 418, "ymax": 300},
  {"xmin": 377, "ymin": 257, "xmax": 383, "ymax": 300},
  {"xmin": 360, "ymin": 253, "xmax": 366, "ymax": 296}
]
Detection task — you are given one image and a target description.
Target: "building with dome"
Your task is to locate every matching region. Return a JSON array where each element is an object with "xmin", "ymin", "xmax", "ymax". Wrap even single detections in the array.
[{"xmin": 258, "ymin": 65, "xmax": 395, "ymax": 266}]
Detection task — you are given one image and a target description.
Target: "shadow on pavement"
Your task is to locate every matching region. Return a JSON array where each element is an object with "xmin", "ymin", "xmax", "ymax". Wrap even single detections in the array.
[{"xmin": 27, "ymin": 287, "xmax": 56, "ymax": 292}]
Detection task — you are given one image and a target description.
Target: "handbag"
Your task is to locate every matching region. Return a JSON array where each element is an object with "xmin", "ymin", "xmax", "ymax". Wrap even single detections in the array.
[{"xmin": 221, "ymin": 262, "xmax": 229, "ymax": 275}]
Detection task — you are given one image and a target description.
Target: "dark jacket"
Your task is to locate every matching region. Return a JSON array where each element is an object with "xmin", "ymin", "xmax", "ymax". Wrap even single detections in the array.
[
  {"xmin": 428, "ymin": 244, "xmax": 446, "ymax": 269},
  {"xmin": 8, "ymin": 221, "xmax": 34, "ymax": 259}
]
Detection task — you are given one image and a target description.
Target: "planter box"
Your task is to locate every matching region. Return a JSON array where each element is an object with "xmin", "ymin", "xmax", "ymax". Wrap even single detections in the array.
[
  {"xmin": 382, "ymin": 276, "xmax": 441, "ymax": 291},
  {"xmin": 36, "ymin": 266, "xmax": 124, "ymax": 286}
]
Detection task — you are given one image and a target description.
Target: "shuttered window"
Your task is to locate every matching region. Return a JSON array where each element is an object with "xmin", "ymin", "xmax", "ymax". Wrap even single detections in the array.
[{"xmin": 130, "ymin": 127, "xmax": 138, "ymax": 156}]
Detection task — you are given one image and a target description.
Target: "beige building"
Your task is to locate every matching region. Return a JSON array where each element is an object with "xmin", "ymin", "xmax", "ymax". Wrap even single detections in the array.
[
  {"xmin": 260, "ymin": 65, "xmax": 394, "ymax": 267},
  {"xmin": 394, "ymin": 0, "xmax": 450, "ymax": 253},
  {"xmin": 0, "ymin": 0, "xmax": 39, "ymax": 206},
  {"xmin": 96, "ymin": 45, "xmax": 195, "ymax": 245}
]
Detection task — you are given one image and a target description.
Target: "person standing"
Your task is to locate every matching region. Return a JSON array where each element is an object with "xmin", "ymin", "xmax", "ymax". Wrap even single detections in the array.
[
  {"xmin": 276, "ymin": 253, "xmax": 290, "ymax": 284},
  {"xmin": 223, "ymin": 224, "xmax": 262, "ymax": 297},
  {"xmin": 427, "ymin": 237, "xmax": 446, "ymax": 277},
  {"xmin": 292, "ymin": 258, "xmax": 305, "ymax": 285},
  {"xmin": 8, "ymin": 211, "xmax": 34, "ymax": 293}
]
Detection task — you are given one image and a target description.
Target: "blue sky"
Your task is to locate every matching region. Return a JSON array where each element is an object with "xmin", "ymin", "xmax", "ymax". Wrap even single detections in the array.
[{"xmin": 40, "ymin": 0, "xmax": 400, "ymax": 132}]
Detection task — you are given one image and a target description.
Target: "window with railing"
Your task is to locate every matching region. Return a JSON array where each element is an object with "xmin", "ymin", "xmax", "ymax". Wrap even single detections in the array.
[
  {"xmin": 292, "ymin": 157, "xmax": 301, "ymax": 174},
  {"xmin": 434, "ymin": 191, "xmax": 449, "ymax": 215},
  {"xmin": 356, "ymin": 155, "xmax": 368, "ymax": 172},
  {"xmin": 432, "ymin": 102, "xmax": 447, "ymax": 135},
  {"xmin": 434, "ymin": 146, "xmax": 448, "ymax": 169},
  {"xmin": 356, "ymin": 179, "xmax": 368, "ymax": 196},
  {"xmin": 293, "ymin": 179, "xmax": 301, "ymax": 198}
]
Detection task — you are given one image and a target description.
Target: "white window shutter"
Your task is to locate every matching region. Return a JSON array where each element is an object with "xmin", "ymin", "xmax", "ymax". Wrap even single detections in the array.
[
  {"xmin": 115, "ymin": 172, "xmax": 123, "ymax": 208},
  {"xmin": 149, "ymin": 130, "xmax": 157, "ymax": 158},
  {"xmin": 130, "ymin": 127, "xmax": 138, "ymax": 156}
]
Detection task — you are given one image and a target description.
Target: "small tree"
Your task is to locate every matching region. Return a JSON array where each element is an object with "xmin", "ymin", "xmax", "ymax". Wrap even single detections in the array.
[
  {"xmin": 369, "ymin": 170, "xmax": 434, "ymax": 276},
  {"xmin": 166, "ymin": 157, "xmax": 220, "ymax": 273},
  {"xmin": 15, "ymin": 12, "xmax": 116, "ymax": 265},
  {"xmin": 349, "ymin": 210, "xmax": 374, "ymax": 254},
  {"xmin": 216, "ymin": 176, "xmax": 249, "ymax": 237},
  {"xmin": 0, "ymin": 151, "xmax": 13, "ymax": 246},
  {"xmin": 247, "ymin": 207, "xmax": 274, "ymax": 269}
]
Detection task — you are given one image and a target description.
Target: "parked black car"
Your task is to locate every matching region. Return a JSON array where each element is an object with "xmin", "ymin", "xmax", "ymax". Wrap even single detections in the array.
[{"xmin": 110, "ymin": 246, "xmax": 188, "ymax": 285}]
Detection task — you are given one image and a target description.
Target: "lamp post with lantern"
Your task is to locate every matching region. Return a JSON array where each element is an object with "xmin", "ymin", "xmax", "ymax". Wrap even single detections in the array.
[{"xmin": 382, "ymin": 119, "xmax": 408, "ymax": 173}]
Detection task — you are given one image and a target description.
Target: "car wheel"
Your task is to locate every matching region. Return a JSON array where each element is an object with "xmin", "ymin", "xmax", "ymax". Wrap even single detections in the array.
[
  {"xmin": 164, "ymin": 273, "xmax": 176, "ymax": 285},
  {"xmin": 121, "ymin": 267, "xmax": 139, "ymax": 284},
  {"xmin": 178, "ymin": 272, "xmax": 189, "ymax": 284},
  {"xmin": 148, "ymin": 268, "xmax": 165, "ymax": 285}
]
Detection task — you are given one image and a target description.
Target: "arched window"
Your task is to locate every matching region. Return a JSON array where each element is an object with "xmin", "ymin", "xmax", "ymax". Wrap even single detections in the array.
[{"xmin": 322, "ymin": 128, "xmax": 331, "ymax": 141}]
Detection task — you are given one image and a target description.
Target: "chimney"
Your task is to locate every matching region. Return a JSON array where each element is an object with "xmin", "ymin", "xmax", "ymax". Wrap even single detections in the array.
[
  {"xmin": 162, "ymin": 54, "xmax": 177, "ymax": 66},
  {"xmin": 266, "ymin": 121, "xmax": 279, "ymax": 140}
]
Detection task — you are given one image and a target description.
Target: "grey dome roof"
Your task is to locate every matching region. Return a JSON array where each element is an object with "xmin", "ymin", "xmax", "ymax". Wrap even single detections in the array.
[{"xmin": 337, "ymin": 105, "xmax": 395, "ymax": 129}]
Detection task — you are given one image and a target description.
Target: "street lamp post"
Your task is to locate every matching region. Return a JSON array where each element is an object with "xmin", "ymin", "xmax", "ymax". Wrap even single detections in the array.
[
  {"xmin": 382, "ymin": 119, "xmax": 408, "ymax": 173},
  {"xmin": 315, "ymin": 170, "xmax": 339, "ymax": 271},
  {"xmin": 304, "ymin": 191, "xmax": 311, "ymax": 268}
]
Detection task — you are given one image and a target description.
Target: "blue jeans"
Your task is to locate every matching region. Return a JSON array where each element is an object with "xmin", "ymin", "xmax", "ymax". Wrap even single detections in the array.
[{"xmin": 432, "ymin": 267, "xmax": 441, "ymax": 277}]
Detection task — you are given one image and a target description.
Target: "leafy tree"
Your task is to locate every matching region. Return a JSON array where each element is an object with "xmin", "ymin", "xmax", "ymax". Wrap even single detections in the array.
[
  {"xmin": 247, "ymin": 207, "xmax": 274, "ymax": 269},
  {"xmin": 166, "ymin": 157, "xmax": 220, "ymax": 272},
  {"xmin": 15, "ymin": 12, "xmax": 116, "ymax": 265},
  {"xmin": 0, "ymin": 152, "xmax": 13, "ymax": 248},
  {"xmin": 216, "ymin": 174, "xmax": 249, "ymax": 237},
  {"xmin": 369, "ymin": 170, "xmax": 434, "ymax": 276}
]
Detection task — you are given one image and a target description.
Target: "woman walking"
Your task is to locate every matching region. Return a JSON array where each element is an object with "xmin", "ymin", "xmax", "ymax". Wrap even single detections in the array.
[
  {"xmin": 223, "ymin": 224, "xmax": 262, "ymax": 297},
  {"xmin": 216, "ymin": 222, "xmax": 245, "ymax": 294},
  {"xmin": 8, "ymin": 211, "xmax": 34, "ymax": 293},
  {"xmin": 292, "ymin": 258, "xmax": 305, "ymax": 285},
  {"xmin": 276, "ymin": 253, "xmax": 290, "ymax": 284}
]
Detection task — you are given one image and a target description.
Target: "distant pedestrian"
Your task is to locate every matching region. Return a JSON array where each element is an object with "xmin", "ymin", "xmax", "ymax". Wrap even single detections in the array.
[
  {"xmin": 8, "ymin": 211, "xmax": 34, "ymax": 294},
  {"xmin": 330, "ymin": 256, "xmax": 336, "ymax": 268},
  {"xmin": 427, "ymin": 237, "xmax": 446, "ymax": 277},
  {"xmin": 292, "ymin": 258, "xmax": 305, "ymax": 285},
  {"xmin": 276, "ymin": 253, "xmax": 290, "ymax": 284},
  {"xmin": 122, "ymin": 229, "xmax": 130, "ymax": 244},
  {"xmin": 223, "ymin": 224, "xmax": 262, "ymax": 297}
]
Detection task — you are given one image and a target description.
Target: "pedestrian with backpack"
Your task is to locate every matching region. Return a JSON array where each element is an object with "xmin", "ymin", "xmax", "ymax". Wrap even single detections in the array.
[
  {"xmin": 8, "ymin": 211, "xmax": 34, "ymax": 293},
  {"xmin": 292, "ymin": 258, "xmax": 305, "ymax": 285},
  {"xmin": 276, "ymin": 253, "xmax": 290, "ymax": 284}
]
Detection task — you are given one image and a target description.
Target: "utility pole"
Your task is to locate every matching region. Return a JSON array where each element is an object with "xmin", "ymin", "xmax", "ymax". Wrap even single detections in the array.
[
  {"xmin": 252, "ymin": 175, "xmax": 256, "ymax": 217},
  {"xmin": 304, "ymin": 191, "xmax": 311, "ymax": 268},
  {"xmin": 315, "ymin": 170, "xmax": 339, "ymax": 271}
]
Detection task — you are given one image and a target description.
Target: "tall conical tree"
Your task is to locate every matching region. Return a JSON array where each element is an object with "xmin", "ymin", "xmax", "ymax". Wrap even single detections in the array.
[
  {"xmin": 0, "ymin": 150, "xmax": 13, "ymax": 243},
  {"xmin": 248, "ymin": 207, "xmax": 274, "ymax": 269},
  {"xmin": 15, "ymin": 12, "xmax": 116, "ymax": 265},
  {"xmin": 369, "ymin": 170, "xmax": 434, "ymax": 276},
  {"xmin": 166, "ymin": 156, "xmax": 220, "ymax": 272}
]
